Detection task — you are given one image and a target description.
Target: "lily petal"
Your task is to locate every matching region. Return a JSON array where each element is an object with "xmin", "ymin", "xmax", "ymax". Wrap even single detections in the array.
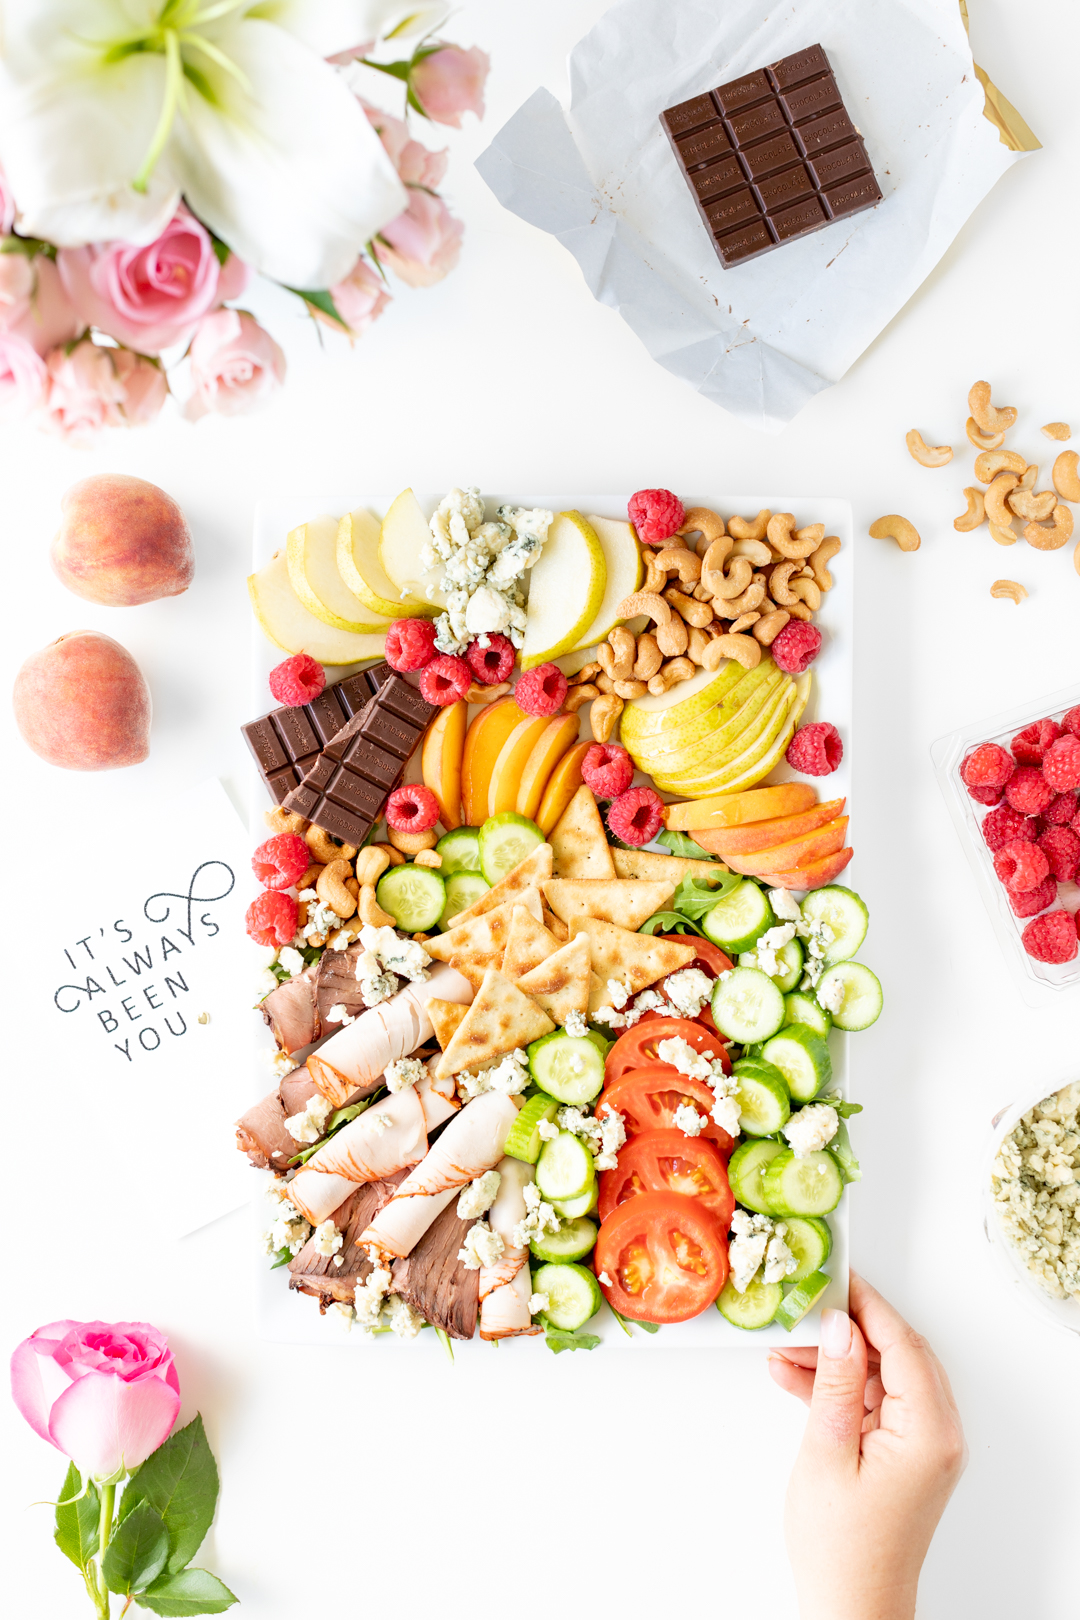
[{"xmin": 257, "ymin": 0, "xmax": 447, "ymax": 56}]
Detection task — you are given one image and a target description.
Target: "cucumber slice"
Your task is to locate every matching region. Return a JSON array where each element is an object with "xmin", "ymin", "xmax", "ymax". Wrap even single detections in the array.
[
  {"xmin": 717, "ymin": 1273, "xmax": 782, "ymax": 1330},
  {"xmin": 478, "ymin": 812, "xmax": 544, "ymax": 885},
  {"xmin": 781, "ymin": 1217, "xmax": 832, "ymax": 1282},
  {"xmin": 376, "ymin": 863, "xmax": 446, "ymax": 932},
  {"xmin": 739, "ymin": 936, "xmax": 804, "ymax": 993},
  {"xmin": 711, "ymin": 966, "xmax": 785, "ymax": 1044},
  {"xmin": 816, "ymin": 962, "xmax": 883, "ymax": 1032},
  {"xmin": 552, "ymin": 1180, "xmax": 598, "ymax": 1219},
  {"xmin": 535, "ymin": 1130, "xmax": 595, "ymax": 1201},
  {"xmin": 799, "ymin": 886, "xmax": 868, "ymax": 966},
  {"xmin": 763, "ymin": 1149, "xmax": 844, "ymax": 1218},
  {"xmin": 776, "ymin": 1270, "xmax": 831, "ymax": 1332},
  {"xmin": 701, "ymin": 879, "xmax": 774, "ymax": 954},
  {"xmin": 732, "ymin": 1058, "xmax": 791, "ymax": 1137},
  {"xmin": 530, "ymin": 1216, "xmax": 597, "ymax": 1264},
  {"xmin": 727, "ymin": 1139, "xmax": 786, "ymax": 1215},
  {"xmin": 503, "ymin": 1092, "xmax": 560, "ymax": 1164},
  {"xmin": 527, "ymin": 1030, "xmax": 605, "ymax": 1105},
  {"xmin": 439, "ymin": 869, "xmax": 490, "ymax": 930},
  {"xmin": 761, "ymin": 1024, "xmax": 832, "ymax": 1102},
  {"xmin": 532, "ymin": 1262, "xmax": 602, "ymax": 1331},
  {"xmin": 783, "ymin": 990, "xmax": 832, "ymax": 1039},
  {"xmin": 436, "ymin": 827, "xmax": 482, "ymax": 874}
]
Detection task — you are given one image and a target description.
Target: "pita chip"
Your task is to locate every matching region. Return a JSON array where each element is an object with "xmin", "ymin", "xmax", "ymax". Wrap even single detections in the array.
[
  {"xmin": 447, "ymin": 844, "xmax": 554, "ymax": 929},
  {"xmin": 612, "ymin": 849, "xmax": 729, "ymax": 882},
  {"xmin": 550, "ymin": 786, "xmax": 616, "ymax": 880},
  {"xmin": 518, "ymin": 935, "xmax": 591, "ymax": 1024},
  {"xmin": 571, "ymin": 916, "xmax": 695, "ymax": 999},
  {"xmin": 543, "ymin": 905, "xmax": 569, "ymax": 942},
  {"xmin": 502, "ymin": 905, "xmax": 561, "ymax": 982},
  {"xmin": 426, "ymin": 891, "xmax": 542, "ymax": 967},
  {"xmin": 543, "ymin": 877, "xmax": 676, "ymax": 931},
  {"xmin": 426, "ymin": 998, "xmax": 469, "ymax": 1050},
  {"xmin": 435, "ymin": 969, "xmax": 554, "ymax": 1078}
]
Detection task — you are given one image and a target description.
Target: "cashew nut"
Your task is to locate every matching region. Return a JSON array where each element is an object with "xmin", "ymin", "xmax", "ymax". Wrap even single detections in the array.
[
  {"xmin": 966, "ymin": 418, "xmax": 1006, "ymax": 452},
  {"xmin": 984, "ymin": 473, "xmax": 1020, "ymax": 527},
  {"xmin": 613, "ymin": 678, "xmax": 649, "ymax": 700},
  {"xmin": 265, "ymin": 806, "xmax": 309, "ymax": 835},
  {"xmin": 1008, "ymin": 488, "xmax": 1056, "ymax": 523},
  {"xmin": 594, "ymin": 671, "xmax": 615, "ymax": 694},
  {"xmin": 646, "ymin": 657, "xmax": 695, "ymax": 696},
  {"xmin": 728, "ymin": 537, "xmax": 773, "ymax": 567},
  {"xmin": 989, "ymin": 520, "xmax": 1018, "ymax": 546},
  {"xmin": 807, "ymin": 536, "xmax": 841, "ymax": 591},
  {"xmin": 869, "ymin": 515, "xmax": 921, "ymax": 552},
  {"xmin": 616, "ymin": 590, "xmax": 672, "ymax": 624},
  {"xmin": 729, "ymin": 612, "xmax": 761, "ymax": 634},
  {"xmin": 655, "ymin": 546, "xmax": 702, "ymax": 584},
  {"xmin": 702, "ymin": 633, "xmax": 761, "ymax": 672},
  {"xmin": 568, "ymin": 661, "xmax": 601, "ymax": 685},
  {"xmin": 387, "ymin": 826, "xmax": 438, "ymax": 854},
  {"xmin": 676, "ymin": 508, "xmax": 726, "ymax": 553},
  {"xmin": 973, "ymin": 449, "xmax": 1027, "ymax": 483},
  {"xmin": 790, "ymin": 576, "xmax": 822, "ymax": 611},
  {"xmin": 565, "ymin": 682, "xmax": 600, "ymax": 712},
  {"xmin": 753, "ymin": 609, "xmax": 790, "ymax": 645},
  {"xmin": 767, "ymin": 512, "xmax": 820, "ymax": 560},
  {"xmin": 465, "ymin": 682, "xmax": 512, "ymax": 706},
  {"xmin": 596, "ymin": 641, "xmax": 624, "ymax": 682},
  {"xmin": 952, "ymin": 488, "xmax": 986, "ymax": 532},
  {"xmin": 608, "ymin": 625, "xmax": 637, "ymax": 679},
  {"xmin": 968, "ymin": 380, "xmax": 1017, "ymax": 435},
  {"xmin": 990, "ymin": 579, "xmax": 1027, "ymax": 604},
  {"xmin": 589, "ymin": 693, "xmax": 624, "ymax": 744},
  {"xmin": 1042, "ymin": 422, "xmax": 1071, "ymax": 442},
  {"xmin": 298, "ymin": 863, "xmax": 324, "ymax": 892},
  {"xmin": 632, "ymin": 632, "xmax": 663, "ymax": 681},
  {"xmin": 715, "ymin": 581, "xmax": 766, "ymax": 618},
  {"xmin": 414, "ymin": 848, "xmax": 443, "ymax": 868},
  {"xmin": 906, "ymin": 430, "xmax": 953, "ymax": 467},
  {"xmin": 768, "ymin": 559, "xmax": 803, "ymax": 606},
  {"xmin": 728, "ymin": 510, "xmax": 771, "ymax": 542},
  {"xmin": 685, "ymin": 626, "xmax": 713, "ymax": 665},
  {"xmin": 664, "ymin": 585, "xmax": 713, "ymax": 627},
  {"xmin": 656, "ymin": 615, "xmax": 688, "ymax": 657},
  {"xmin": 1017, "ymin": 464, "xmax": 1038, "ymax": 492},
  {"xmin": 305, "ymin": 824, "xmax": 358, "ymax": 864},
  {"xmin": 359, "ymin": 885, "xmax": 395, "ymax": 928},
  {"xmin": 372, "ymin": 842, "xmax": 406, "ymax": 867},
  {"xmin": 355, "ymin": 846, "xmax": 391, "ymax": 887},
  {"xmin": 317, "ymin": 859, "xmax": 358, "ymax": 919},
  {"xmin": 786, "ymin": 601, "xmax": 814, "ymax": 621},
  {"xmin": 641, "ymin": 550, "xmax": 668, "ymax": 593},
  {"xmin": 345, "ymin": 877, "xmax": 359, "ymax": 900},
  {"xmin": 701, "ymin": 538, "xmax": 754, "ymax": 600},
  {"xmin": 1024, "ymin": 504, "xmax": 1074, "ymax": 551},
  {"xmin": 1052, "ymin": 450, "xmax": 1080, "ymax": 503}
]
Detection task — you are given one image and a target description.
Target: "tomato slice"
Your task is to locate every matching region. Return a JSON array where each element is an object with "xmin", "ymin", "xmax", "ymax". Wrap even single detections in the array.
[
  {"xmin": 599, "ymin": 1129, "xmax": 734, "ymax": 1226},
  {"xmin": 605, "ymin": 1016, "xmax": 730, "ymax": 1083},
  {"xmin": 596, "ymin": 1066, "xmax": 734, "ymax": 1154},
  {"xmin": 594, "ymin": 1191, "xmax": 729, "ymax": 1324},
  {"xmin": 658, "ymin": 933, "xmax": 733, "ymax": 980}
]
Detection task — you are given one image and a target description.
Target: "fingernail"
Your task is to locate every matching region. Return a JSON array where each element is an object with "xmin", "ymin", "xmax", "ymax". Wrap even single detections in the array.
[{"xmin": 821, "ymin": 1308, "xmax": 852, "ymax": 1359}]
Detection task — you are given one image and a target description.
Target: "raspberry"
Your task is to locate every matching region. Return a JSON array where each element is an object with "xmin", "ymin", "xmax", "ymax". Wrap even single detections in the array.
[
  {"xmin": 1010, "ymin": 718, "xmax": 1061, "ymax": 765},
  {"xmin": 385, "ymin": 618, "xmax": 437, "ymax": 672},
  {"xmin": 960, "ymin": 743, "xmax": 1014, "ymax": 791},
  {"xmin": 465, "ymin": 633, "xmax": 514, "ymax": 685},
  {"xmin": 967, "ymin": 784, "xmax": 1004, "ymax": 807},
  {"xmin": 770, "ymin": 620, "xmax": 823, "ymax": 676},
  {"xmin": 1004, "ymin": 766, "xmax": 1055, "ymax": 815},
  {"xmin": 1043, "ymin": 791, "xmax": 1078, "ymax": 826},
  {"xmin": 1021, "ymin": 909, "xmax": 1078, "ymax": 964},
  {"xmin": 251, "ymin": 833, "xmax": 310, "ymax": 890},
  {"xmin": 581, "ymin": 742, "xmax": 634, "ymax": 799},
  {"xmin": 269, "ymin": 654, "xmax": 325, "ymax": 707},
  {"xmin": 419, "ymin": 654, "xmax": 471, "ymax": 706},
  {"xmin": 1042, "ymin": 734, "xmax": 1080, "ymax": 792},
  {"xmin": 607, "ymin": 785, "xmax": 664, "ymax": 846},
  {"xmin": 1063, "ymin": 706, "xmax": 1080, "ymax": 738},
  {"xmin": 246, "ymin": 890, "xmax": 298, "ymax": 947},
  {"xmin": 993, "ymin": 839, "xmax": 1049, "ymax": 894},
  {"xmin": 1038, "ymin": 825, "xmax": 1080, "ymax": 882},
  {"xmin": 981, "ymin": 804, "xmax": 1037, "ymax": 852},
  {"xmin": 514, "ymin": 662, "xmax": 568, "ymax": 717},
  {"xmin": 627, "ymin": 489, "xmax": 685, "ymax": 544},
  {"xmin": 1008, "ymin": 877, "xmax": 1058, "ymax": 918},
  {"xmin": 385, "ymin": 783, "xmax": 440, "ymax": 834},
  {"xmin": 786, "ymin": 721, "xmax": 843, "ymax": 777}
]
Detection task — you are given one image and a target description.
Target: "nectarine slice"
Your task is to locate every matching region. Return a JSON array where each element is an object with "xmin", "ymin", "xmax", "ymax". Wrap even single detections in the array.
[
  {"xmin": 663, "ymin": 782, "xmax": 817, "ymax": 831},
  {"xmin": 517, "ymin": 713, "xmax": 581, "ymax": 822},
  {"xmin": 422, "ymin": 699, "xmax": 467, "ymax": 830},
  {"xmin": 537, "ymin": 741, "xmax": 592, "ymax": 835},
  {"xmin": 461, "ymin": 697, "xmax": 523, "ymax": 826},
  {"xmin": 488, "ymin": 716, "xmax": 555, "ymax": 817},
  {"xmin": 698, "ymin": 798, "xmax": 846, "ymax": 857},
  {"xmin": 724, "ymin": 817, "xmax": 848, "ymax": 877},
  {"xmin": 767, "ymin": 847, "xmax": 854, "ymax": 891}
]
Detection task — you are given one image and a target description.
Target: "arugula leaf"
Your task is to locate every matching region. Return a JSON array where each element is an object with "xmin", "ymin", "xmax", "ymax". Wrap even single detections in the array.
[
  {"xmin": 671, "ymin": 869, "xmax": 742, "ymax": 919},
  {"xmin": 136, "ymin": 1567, "xmax": 238, "ymax": 1616},
  {"xmin": 657, "ymin": 829, "xmax": 714, "ymax": 860},
  {"xmin": 54, "ymin": 1463, "xmax": 99, "ymax": 1570},
  {"xmin": 826, "ymin": 1097, "xmax": 863, "ymax": 1120},
  {"xmin": 121, "ymin": 1416, "xmax": 219, "ymax": 1576},
  {"xmin": 545, "ymin": 1327, "xmax": 601, "ymax": 1354},
  {"xmin": 608, "ymin": 1307, "xmax": 660, "ymax": 1336},
  {"xmin": 269, "ymin": 1246, "xmax": 293, "ymax": 1269},
  {"xmin": 434, "ymin": 1328, "xmax": 455, "ymax": 1364},
  {"xmin": 287, "ymin": 1096, "xmax": 376, "ymax": 1167},
  {"xmin": 102, "ymin": 1501, "xmax": 169, "ymax": 1596},
  {"xmin": 827, "ymin": 1118, "xmax": 861, "ymax": 1183},
  {"xmin": 640, "ymin": 910, "xmax": 704, "ymax": 938}
]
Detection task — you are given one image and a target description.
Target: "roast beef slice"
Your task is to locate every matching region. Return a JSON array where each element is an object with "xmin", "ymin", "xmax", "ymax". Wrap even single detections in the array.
[{"xmin": 392, "ymin": 1202, "xmax": 479, "ymax": 1341}]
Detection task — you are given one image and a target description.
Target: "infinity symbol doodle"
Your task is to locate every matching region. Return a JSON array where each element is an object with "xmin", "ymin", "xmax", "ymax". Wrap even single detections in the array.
[{"xmin": 144, "ymin": 861, "xmax": 236, "ymax": 939}]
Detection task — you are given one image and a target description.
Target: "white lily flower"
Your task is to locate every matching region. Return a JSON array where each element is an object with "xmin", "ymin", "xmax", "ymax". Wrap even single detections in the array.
[{"xmin": 0, "ymin": 1, "xmax": 411, "ymax": 288}]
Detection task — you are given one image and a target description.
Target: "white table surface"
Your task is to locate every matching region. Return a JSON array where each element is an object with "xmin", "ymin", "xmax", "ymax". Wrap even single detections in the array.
[{"xmin": 2, "ymin": 2, "xmax": 1079, "ymax": 1615}]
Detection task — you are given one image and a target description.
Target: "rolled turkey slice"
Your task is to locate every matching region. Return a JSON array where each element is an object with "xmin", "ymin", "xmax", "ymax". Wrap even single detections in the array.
[
  {"xmin": 359, "ymin": 1091, "xmax": 520, "ymax": 1260},
  {"xmin": 480, "ymin": 1156, "xmax": 540, "ymax": 1339},
  {"xmin": 306, "ymin": 963, "xmax": 473, "ymax": 1108}
]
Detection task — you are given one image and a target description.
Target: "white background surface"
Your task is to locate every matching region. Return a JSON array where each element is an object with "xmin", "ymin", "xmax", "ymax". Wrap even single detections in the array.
[{"xmin": 2, "ymin": 2, "xmax": 1079, "ymax": 1616}]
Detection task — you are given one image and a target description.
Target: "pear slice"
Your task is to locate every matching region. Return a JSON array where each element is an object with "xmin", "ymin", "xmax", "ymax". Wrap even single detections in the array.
[
  {"xmin": 620, "ymin": 662, "xmax": 748, "ymax": 743},
  {"xmin": 338, "ymin": 507, "xmax": 434, "ymax": 620},
  {"xmin": 248, "ymin": 552, "xmax": 388, "ymax": 664},
  {"xmin": 286, "ymin": 514, "xmax": 394, "ymax": 633},
  {"xmin": 569, "ymin": 515, "xmax": 643, "ymax": 650},
  {"xmin": 380, "ymin": 488, "xmax": 446, "ymax": 608},
  {"xmin": 520, "ymin": 510, "xmax": 606, "ymax": 670}
]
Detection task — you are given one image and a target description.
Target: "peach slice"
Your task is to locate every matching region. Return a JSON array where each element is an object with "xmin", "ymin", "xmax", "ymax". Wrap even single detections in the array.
[
  {"xmin": 461, "ymin": 697, "xmax": 523, "ymax": 826},
  {"xmin": 517, "ymin": 713, "xmax": 581, "ymax": 822},
  {"xmin": 699, "ymin": 798, "xmax": 846, "ymax": 857},
  {"xmin": 767, "ymin": 847, "xmax": 855, "ymax": 891},
  {"xmin": 488, "ymin": 716, "xmax": 554, "ymax": 817},
  {"xmin": 422, "ymin": 699, "xmax": 467, "ymax": 830},
  {"xmin": 537, "ymin": 741, "xmax": 592, "ymax": 835},
  {"xmin": 663, "ymin": 782, "xmax": 817, "ymax": 831},
  {"xmin": 724, "ymin": 817, "xmax": 848, "ymax": 877}
]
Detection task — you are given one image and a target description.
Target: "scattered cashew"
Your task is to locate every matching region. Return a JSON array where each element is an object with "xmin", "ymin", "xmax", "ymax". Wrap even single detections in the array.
[
  {"xmin": 686, "ymin": 626, "xmax": 713, "ymax": 665},
  {"xmin": 646, "ymin": 657, "xmax": 695, "ymax": 696},
  {"xmin": 676, "ymin": 508, "xmax": 726, "ymax": 552},
  {"xmin": 387, "ymin": 826, "xmax": 439, "ymax": 854},
  {"xmin": 790, "ymin": 576, "xmax": 822, "ymax": 611},
  {"xmin": 973, "ymin": 449, "xmax": 1026, "ymax": 483},
  {"xmin": 1042, "ymin": 422, "xmax": 1071, "ymax": 442},
  {"xmin": 654, "ymin": 545, "xmax": 702, "ymax": 584},
  {"xmin": 305, "ymin": 824, "xmax": 358, "ymax": 864},
  {"xmin": 990, "ymin": 579, "xmax": 1027, "ymax": 604},
  {"xmin": 906, "ymin": 429, "xmax": 953, "ymax": 467},
  {"xmin": 614, "ymin": 678, "xmax": 649, "ymax": 699},
  {"xmin": 989, "ymin": 520, "xmax": 1018, "ymax": 546},
  {"xmin": 1008, "ymin": 487, "xmax": 1056, "ymax": 523},
  {"xmin": 753, "ymin": 609, "xmax": 790, "ymax": 645},
  {"xmin": 465, "ymin": 681, "xmax": 512, "ymax": 706},
  {"xmin": 565, "ymin": 682, "xmax": 599, "ymax": 712},
  {"xmin": 869, "ymin": 515, "xmax": 921, "ymax": 551},
  {"xmin": 359, "ymin": 885, "xmax": 395, "ymax": 928},
  {"xmin": 953, "ymin": 488, "xmax": 986, "ymax": 532},
  {"xmin": 702, "ymin": 633, "xmax": 761, "ymax": 671},
  {"xmin": 984, "ymin": 473, "xmax": 1020, "ymax": 527},
  {"xmin": 372, "ymin": 842, "xmax": 406, "ymax": 867},
  {"xmin": 414, "ymin": 849, "xmax": 442, "ymax": 869},
  {"xmin": 966, "ymin": 418, "xmax": 1006, "ymax": 452},
  {"xmin": 317, "ymin": 859, "xmax": 358, "ymax": 919},
  {"xmin": 632, "ymin": 633, "xmax": 663, "ymax": 681},
  {"xmin": 1017, "ymin": 464, "xmax": 1038, "ymax": 492},
  {"xmin": 265, "ymin": 806, "xmax": 309, "ymax": 835},
  {"xmin": 354, "ymin": 846, "xmax": 391, "ymax": 887},
  {"xmin": 767, "ymin": 512, "xmax": 820, "ymax": 560},
  {"xmin": 1024, "ymin": 504, "xmax": 1074, "ymax": 551},
  {"xmin": 298, "ymin": 863, "xmax": 324, "ymax": 891},
  {"xmin": 729, "ymin": 612, "xmax": 761, "ymax": 634},
  {"xmin": 589, "ymin": 693, "xmax": 624, "ymax": 744},
  {"xmin": 728, "ymin": 510, "xmax": 772, "ymax": 541},
  {"xmin": 968, "ymin": 380, "xmax": 1017, "ymax": 435},
  {"xmin": 728, "ymin": 537, "xmax": 773, "ymax": 567},
  {"xmin": 1052, "ymin": 450, "xmax": 1080, "ymax": 502},
  {"xmin": 808, "ymin": 536, "xmax": 841, "ymax": 590}
]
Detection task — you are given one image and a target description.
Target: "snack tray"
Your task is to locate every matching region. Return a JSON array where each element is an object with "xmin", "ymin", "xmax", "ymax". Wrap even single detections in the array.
[
  {"xmin": 931, "ymin": 681, "xmax": 1080, "ymax": 1006},
  {"xmin": 249, "ymin": 494, "xmax": 854, "ymax": 1350}
]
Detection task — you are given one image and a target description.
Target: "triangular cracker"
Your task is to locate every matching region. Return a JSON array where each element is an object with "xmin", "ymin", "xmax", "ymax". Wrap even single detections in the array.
[
  {"xmin": 550, "ymin": 786, "xmax": 616, "ymax": 880},
  {"xmin": 447, "ymin": 844, "xmax": 554, "ymax": 929},
  {"xmin": 612, "ymin": 849, "xmax": 729, "ymax": 882},
  {"xmin": 435, "ymin": 969, "xmax": 554, "ymax": 1078},
  {"xmin": 543, "ymin": 906, "xmax": 569, "ymax": 943},
  {"xmin": 571, "ymin": 916, "xmax": 695, "ymax": 1000},
  {"xmin": 543, "ymin": 878, "xmax": 676, "ymax": 931},
  {"xmin": 426, "ymin": 998, "xmax": 468, "ymax": 1050},
  {"xmin": 502, "ymin": 905, "xmax": 561, "ymax": 982},
  {"xmin": 518, "ymin": 935, "xmax": 591, "ymax": 1024},
  {"xmin": 425, "ymin": 892, "xmax": 542, "ymax": 966}
]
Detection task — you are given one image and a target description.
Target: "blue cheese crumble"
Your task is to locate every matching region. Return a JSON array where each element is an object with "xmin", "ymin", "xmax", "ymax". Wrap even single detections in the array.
[
  {"xmin": 424, "ymin": 487, "xmax": 552, "ymax": 652},
  {"xmin": 783, "ymin": 1103, "xmax": 839, "ymax": 1157},
  {"xmin": 458, "ymin": 1220, "xmax": 505, "ymax": 1270},
  {"xmin": 456, "ymin": 1169, "xmax": 502, "ymax": 1220}
]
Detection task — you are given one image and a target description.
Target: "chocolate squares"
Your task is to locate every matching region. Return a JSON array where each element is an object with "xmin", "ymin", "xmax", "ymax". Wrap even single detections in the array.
[
  {"xmin": 661, "ymin": 44, "xmax": 882, "ymax": 269},
  {"xmin": 242, "ymin": 665, "xmax": 387, "ymax": 805}
]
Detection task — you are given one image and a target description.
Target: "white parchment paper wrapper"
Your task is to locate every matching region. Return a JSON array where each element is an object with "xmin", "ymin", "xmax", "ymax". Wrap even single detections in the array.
[{"xmin": 476, "ymin": 0, "xmax": 1031, "ymax": 432}]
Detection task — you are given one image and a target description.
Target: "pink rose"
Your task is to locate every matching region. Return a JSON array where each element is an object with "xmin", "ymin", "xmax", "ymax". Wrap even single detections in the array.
[
  {"xmin": 0, "ymin": 252, "xmax": 33, "ymax": 330},
  {"xmin": 411, "ymin": 45, "xmax": 490, "ymax": 128},
  {"xmin": 11, "ymin": 1320, "xmax": 180, "ymax": 1481},
  {"xmin": 0, "ymin": 255, "xmax": 82, "ymax": 355},
  {"xmin": 362, "ymin": 102, "xmax": 449, "ymax": 190},
  {"xmin": 375, "ymin": 190, "xmax": 463, "ymax": 288},
  {"xmin": 113, "ymin": 349, "xmax": 169, "ymax": 426},
  {"xmin": 0, "ymin": 331, "xmax": 47, "ymax": 420},
  {"xmin": 216, "ymin": 251, "xmax": 251, "ymax": 304},
  {"xmin": 58, "ymin": 206, "xmax": 221, "ymax": 355},
  {"xmin": 39, "ymin": 340, "xmax": 127, "ymax": 443},
  {"xmin": 326, "ymin": 257, "xmax": 391, "ymax": 337},
  {"xmin": 186, "ymin": 309, "xmax": 286, "ymax": 419}
]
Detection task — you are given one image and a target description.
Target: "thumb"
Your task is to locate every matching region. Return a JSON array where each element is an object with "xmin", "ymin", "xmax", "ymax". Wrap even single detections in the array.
[{"xmin": 803, "ymin": 1307, "xmax": 868, "ymax": 1467}]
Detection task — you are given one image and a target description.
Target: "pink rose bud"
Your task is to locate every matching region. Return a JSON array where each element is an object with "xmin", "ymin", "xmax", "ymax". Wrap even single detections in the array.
[
  {"xmin": 326, "ymin": 257, "xmax": 391, "ymax": 337},
  {"xmin": 0, "ymin": 330, "xmax": 47, "ymax": 420},
  {"xmin": 113, "ymin": 349, "xmax": 169, "ymax": 427},
  {"xmin": 411, "ymin": 44, "xmax": 490, "ymax": 128},
  {"xmin": 375, "ymin": 191, "xmax": 463, "ymax": 288},
  {"xmin": 216, "ymin": 250, "xmax": 251, "ymax": 304},
  {"xmin": 186, "ymin": 309, "xmax": 286, "ymax": 419},
  {"xmin": 10, "ymin": 1320, "xmax": 180, "ymax": 1481},
  {"xmin": 361, "ymin": 102, "xmax": 449, "ymax": 190},
  {"xmin": 39, "ymin": 340, "xmax": 127, "ymax": 443},
  {"xmin": 0, "ymin": 255, "xmax": 81, "ymax": 356}
]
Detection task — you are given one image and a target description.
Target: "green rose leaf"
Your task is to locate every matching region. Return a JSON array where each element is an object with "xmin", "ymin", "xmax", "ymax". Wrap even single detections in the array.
[
  {"xmin": 136, "ymin": 1567, "xmax": 238, "ymax": 1616},
  {"xmin": 121, "ymin": 1415, "xmax": 219, "ymax": 1574},
  {"xmin": 102, "ymin": 1501, "xmax": 169, "ymax": 1595},
  {"xmin": 54, "ymin": 1462, "xmax": 100, "ymax": 1570},
  {"xmin": 284, "ymin": 286, "xmax": 349, "ymax": 329}
]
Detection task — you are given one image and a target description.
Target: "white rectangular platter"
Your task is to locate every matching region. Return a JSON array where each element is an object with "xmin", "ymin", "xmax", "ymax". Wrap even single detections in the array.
[{"xmin": 248, "ymin": 493, "xmax": 854, "ymax": 1351}]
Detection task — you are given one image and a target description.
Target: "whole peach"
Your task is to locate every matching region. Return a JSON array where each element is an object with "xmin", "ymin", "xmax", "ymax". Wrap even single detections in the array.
[
  {"xmin": 51, "ymin": 474, "xmax": 194, "ymax": 606},
  {"xmin": 13, "ymin": 631, "xmax": 151, "ymax": 770}
]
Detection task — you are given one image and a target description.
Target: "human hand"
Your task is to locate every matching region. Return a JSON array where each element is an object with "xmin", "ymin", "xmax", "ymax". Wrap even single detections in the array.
[{"xmin": 769, "ymin": 1272, "xmax": 967, "ymax": 1620}]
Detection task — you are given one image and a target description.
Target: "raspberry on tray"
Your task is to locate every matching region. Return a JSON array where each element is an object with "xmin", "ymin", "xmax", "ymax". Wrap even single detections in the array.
[
  {"xmin": 514, "ymin": 662, "xmax": 568, "ymax": 717},
  {"xmin": 419, "ymin": 654, "xmax": 471, "ymax": 705},
  {"xmin": 1038, "ymin": 825, "xmax": 1080, "ymax": 883},
  {"xmin": 607, "ymin": 785, "xmax": 664, "ymax": 846},
  {"xmin": 466, "ymin": 633, "xmax": 514, "ymax": 685},
  {"xmin": 1043, "ymin": 791, "xmax": 1078, "ymax": 826},
  {"xmin": 582, "ymin": 742, "xmax": 634, "ymax": 799},
  {"xmin": 1007, "ymin": 876, "xmax": 1058, "ymax": 918},
  {"xmin": 386, "ymin": 783, "xmax": 441, "ymax": 834},
  {"xmin": 771, "ymin": 619, "xmax": 822, "ymax": 676},
  {"xmin": 960, "ymin": 743, "xmax": 1014, "ymax": 795},
  {"xmin": 786, "ymin": 721, "xmax": 842, "ymax": 777},
  {"xmin": 981, "ymin": 804, "xmax": 1038, "ymax": 852},
  {"xmin": 1021, "ymin": 909, "xmax": 1079, "ymax": 964},
  {"xmin": 252, "ymin": 833, "xmax": 310, "ymax": 890},
  {"xmin": 269, "ymin": 653, "xmax": 325, "ymax": 706},
  {"xmin": 1004, "ymin": 766, "xmax": 1056, "ymax": 816},
  {"xmin": 1063, "ymin": 705, "xmax": 1080, "ymax": 738},
  {"xmin": 386, "ymin": 618, "xmax": 438, "ymax": 673},
  {"xmin": 993, "ymin": 839, "xmax": 1049, "ymax": 894},
  {"xmin": 1010, "ymin": 718, "xmax": 1061, "ymax": 765},
  {"xmin": 247, "ymin": 890, "xmax": 299, "ymax": 947},
  {"xmin": 1042, "ymin": 734, "xmax": 1080, "ymax": 792},
  {"xmin": 628, "ymin": 489, "xmax": 685, "ymax": 544}
]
